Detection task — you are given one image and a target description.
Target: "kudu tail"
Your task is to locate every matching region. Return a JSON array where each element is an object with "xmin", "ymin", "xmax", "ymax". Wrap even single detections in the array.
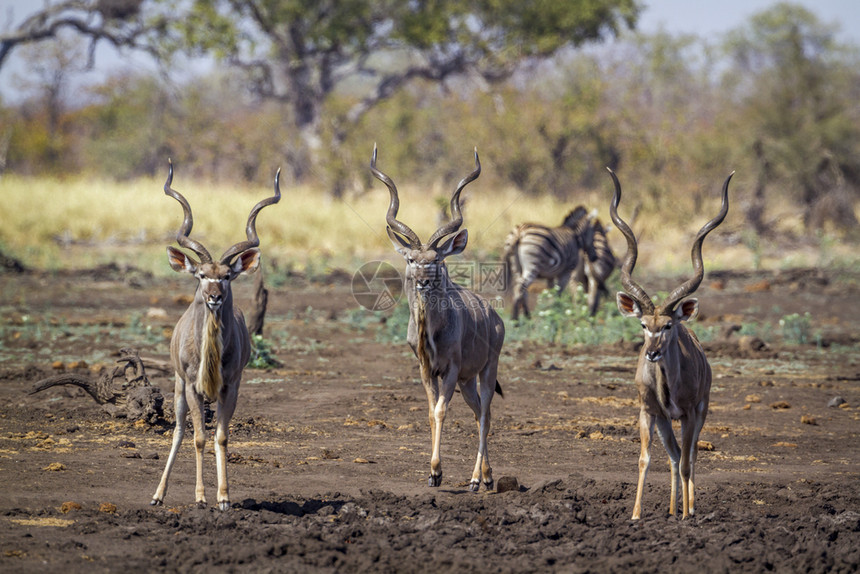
[{"xmin": 495, "ymin": 380, "xmax": 504, "ymax": 398}]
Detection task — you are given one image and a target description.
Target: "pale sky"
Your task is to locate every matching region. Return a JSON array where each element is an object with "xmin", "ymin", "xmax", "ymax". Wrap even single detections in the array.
[
  {"xmin": 638, "ymin": 0, "xmax": 859, "ymax": 42},
  {"xmin": 1, "ymin": 0, "xmax": 858, "ymax": 104}
]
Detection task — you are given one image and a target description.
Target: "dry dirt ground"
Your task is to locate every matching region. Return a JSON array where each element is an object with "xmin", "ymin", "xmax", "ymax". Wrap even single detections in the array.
[{"xmin": 0, "ymin": 266, "xmax": 858, "ymax": 573}]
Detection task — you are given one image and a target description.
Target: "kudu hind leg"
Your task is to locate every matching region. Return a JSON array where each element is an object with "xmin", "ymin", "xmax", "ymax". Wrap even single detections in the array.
[
  {"xmin": 460, "ymin": 376, "xmax": 495, "ymax": 492},
  {"xmin": 151, "ymin": 375, "xmax": 188, "ymax": 506},
  {"xmin": 680, "ymin": 411, "xmax": 706, "ymax": 518},
  {"xmin": 655, "ymin": 417, "xmax": 682, "ymax": 517},
  {"xmin": 477, "ymin": 362, "xmax": 500, "ymax": 490}
]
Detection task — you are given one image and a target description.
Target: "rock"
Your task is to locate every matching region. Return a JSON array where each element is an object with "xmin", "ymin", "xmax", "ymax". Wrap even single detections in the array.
[
  {"xmin": 99, "ymin": 502, "xmax": 117, "ymax": 514},
  {"xmin": 828, "ymin": 396, "xmax": 847, "ymax": 408},
  {"xmin": 770, "ymin": 401, "xmax": 791, "ymax": 410},
  {"xmin": 800, "ymin": 415, "xmax": 817, "ymax": 425},
  {"xmin": 496, "ymin": 476, "xmax": 519, "ymax": 493},
  {"xmin": 697, "ymin": 440, "xmax": 715, "ymax": 451}
]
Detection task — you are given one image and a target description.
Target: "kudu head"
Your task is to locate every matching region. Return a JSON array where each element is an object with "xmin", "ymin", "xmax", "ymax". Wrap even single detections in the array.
[
  {"xmin": 371, "ymin": 145, "xmax": 481, "ymax": 299},
  {"xmin": 607, "ymin": 168, "xmax": 732, "ymax": 363},
  {"xmin": 163, "ymin": 159, "xmax": 281, "ymax": 314}
]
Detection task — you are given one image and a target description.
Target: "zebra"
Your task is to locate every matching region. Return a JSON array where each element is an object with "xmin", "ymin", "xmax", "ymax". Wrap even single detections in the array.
[
  {"xmin": 504, "ymin": 206, "xmax": 597, "ymax": 321},
  {"xmin": 574, "ymin": 213, "xmax": 617, "ymax": 316}
]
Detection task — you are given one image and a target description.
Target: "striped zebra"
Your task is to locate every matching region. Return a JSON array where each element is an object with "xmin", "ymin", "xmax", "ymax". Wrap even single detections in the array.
[
  {"xmin": 574, "ymin": 214, "xmax": 617, "ymax": 316},
  {"xmin": 504, "ymin": 206, "xmax": 597, "ymax": 321}
]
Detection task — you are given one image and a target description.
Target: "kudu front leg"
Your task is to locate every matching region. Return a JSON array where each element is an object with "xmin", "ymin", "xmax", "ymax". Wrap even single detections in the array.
[
  {"xmin": 214, "ymin": 389, "xmax": 238, "ymax": 511},
  {"xmin": 425, "ymin": 372, "xmax": 458, "ymax": 487},
  {"xmin": 632, "ymin": 410, "xmax": 655, "ymax": 520},
  {"xmin": 151, "ymin": 375, "xmax": 188, "ymax": 506},
  {"xmin": 424, "ymin": 378, "xmax": 442, "ymax": 487}
]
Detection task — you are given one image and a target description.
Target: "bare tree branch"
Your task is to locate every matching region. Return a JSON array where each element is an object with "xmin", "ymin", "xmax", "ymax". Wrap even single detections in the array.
[{"xmin": 0, "ymin": 0, "xmax": 157, "ymax": 71}]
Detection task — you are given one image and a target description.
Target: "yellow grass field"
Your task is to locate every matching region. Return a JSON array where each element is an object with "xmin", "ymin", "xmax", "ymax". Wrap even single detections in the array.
[{"xmin": 1, "ymin": 174, "xmax": 855, "ymax": 276}]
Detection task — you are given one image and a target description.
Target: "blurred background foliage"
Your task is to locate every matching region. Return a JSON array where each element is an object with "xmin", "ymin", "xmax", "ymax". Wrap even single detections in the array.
[{"xmin": 1, "ymin": 0, "xmax": 859, "ymax": 264}]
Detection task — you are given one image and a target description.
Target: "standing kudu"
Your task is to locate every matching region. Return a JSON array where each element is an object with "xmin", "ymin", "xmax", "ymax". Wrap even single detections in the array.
[
  {"xmin": 608, "ymin": 168, "xmax": 732, "ymax": 520},
  {"xmin": 151, "ymin": 160, "xmax": 280, "ymax": 510},
  {"xmin": 371, "ymin": 145, "xmax": 505, "ymax": 491}
]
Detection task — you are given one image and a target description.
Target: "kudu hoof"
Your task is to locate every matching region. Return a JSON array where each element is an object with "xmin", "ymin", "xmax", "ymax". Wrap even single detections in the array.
[
  {"xmin": 468, "ymin": 480, "xmax": 481, "ymax": 492},
  {"xmin": 150, "ymin": 499, "xmax": 162, "ymax": 507},
  {"xmin": 484, "ymin": 479, "xmax": 494, "ymax": 491},
  {"xmin": 428, "ymin": 474, "xmax": 442, "ymax": 487},
  {"xmin": 218, "ymin": 501, "xmax": 231, "ymax": 511}
]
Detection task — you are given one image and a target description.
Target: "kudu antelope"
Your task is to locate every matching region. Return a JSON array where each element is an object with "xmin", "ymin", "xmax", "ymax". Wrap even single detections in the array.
[
  {"xmin": 607, "ymin": 168, "xmax": 732, "ymax": 520},
  {"xmin": 504, "ymin": 207, "xmax": 597, "ymax": 321},
  {"xmin": 371, "ymin": 145, "xmax": 505, "ymax": 491},
  {"xmin": 151, "ymin": 160, "xmax": 280, "ymax": 510}
]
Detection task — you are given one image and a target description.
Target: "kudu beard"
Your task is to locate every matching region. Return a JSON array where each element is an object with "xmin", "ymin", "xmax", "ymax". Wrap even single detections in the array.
[{"xmin": 196, "ymin": 311, "xmax": 224, "ymax": 401}]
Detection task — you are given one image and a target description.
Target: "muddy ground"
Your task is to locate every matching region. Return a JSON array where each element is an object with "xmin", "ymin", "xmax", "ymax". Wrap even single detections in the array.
[{"xmin": 0, "ymin": 265, "xmax": 858, "ymax": 573}]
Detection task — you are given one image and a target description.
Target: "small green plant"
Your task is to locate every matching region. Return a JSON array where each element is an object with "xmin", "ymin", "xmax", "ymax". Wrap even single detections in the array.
[
  {"xmin": 779, "ymin": 312, "xmax": 811, "ymax": 345},
  {"xmin": 376, "ymin": 299, "xmax": 412, "ymax": 344},
  {"xmin": 249, "ymin": 334, "xmax": 282, "ymax": 369},
  {"xmin": 508, "ymin": 285, "xmax": 640, "ymax": 345}
]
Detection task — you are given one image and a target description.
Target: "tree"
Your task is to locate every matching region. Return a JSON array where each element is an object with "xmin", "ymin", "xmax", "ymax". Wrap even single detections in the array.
[
  {"xmin": 0, "ymin": 0, "xmax": 156, "ymax": 70},
  {"xmin": 722, "ymin": 2, "xmax": 860, "ymax": 233},
  {"xmin": 158, "ymin": 0, "xmax": 640, "ymax": 192},
  {"xmin": 3, "ymin": 0, "xmax": 639, "ymax": 189}
]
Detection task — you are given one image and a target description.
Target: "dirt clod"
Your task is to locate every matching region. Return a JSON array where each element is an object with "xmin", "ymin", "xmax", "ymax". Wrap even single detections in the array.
[
  {"xmin": 496, "ymin": 476, "xmax": 519, "ymax": 493},
  {"xmin": 59, "ymin": 501, "xmax": 82, "ymax": 513}
]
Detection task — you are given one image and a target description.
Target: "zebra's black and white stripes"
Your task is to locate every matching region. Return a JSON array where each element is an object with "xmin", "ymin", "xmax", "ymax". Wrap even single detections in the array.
[{"xmin": 504, "ymin": 206, "xmax": 597, "ymax": 321}]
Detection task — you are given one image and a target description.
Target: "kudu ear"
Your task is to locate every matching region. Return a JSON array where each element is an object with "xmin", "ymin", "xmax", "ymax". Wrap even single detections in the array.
[
  {"xmin": 386, "ymin": 226, "xmax": 413, "ymax": 256},
  {"xmin": 674, "ymin": 298, "xmax": 699, "ymax": 322},
  {"xmin": 166, "ymin": 246, "xmax": 197, "ymax": 274},
  {"xmin": 437, "ymin": 229, "xmax": 468, "ymax": 258},
  {"xmin": 616, "ymin": 292, "xmax": 643, "ymax": 318},
  {"xmin": 231, "ymin": 248, "xmax": 261, "ymax": 275}
]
